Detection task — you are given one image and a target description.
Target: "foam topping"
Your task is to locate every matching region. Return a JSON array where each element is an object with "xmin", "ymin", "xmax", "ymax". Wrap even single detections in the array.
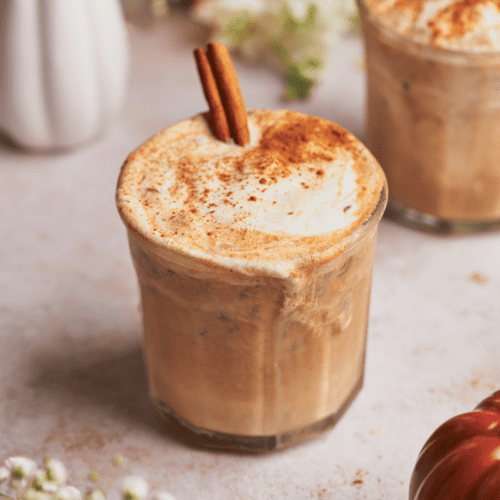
[
  {"xmin": 116, "ymin": 109, "xmax": 385, "ymax": 272},
  {"xmin": 363, "ymin": 0, "xmax": 500, "ymax": 51}
]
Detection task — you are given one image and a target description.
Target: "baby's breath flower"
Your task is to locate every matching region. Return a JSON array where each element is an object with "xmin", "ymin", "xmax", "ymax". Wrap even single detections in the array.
[
  {"xmin": 32, "ymin": 470, "xmax": 58, "ymax": 493},
  {"xmin": 5, "ymin": 458, "xmax": 37, "ymax": 480},
  {"xmin": 86, "ymin": 489, "xmax": 106, "ymax": 500},
  {"xmin": 10, "ymin": 478, "xmax": 30, "ymax": 493},
  {"xmin": 22, "ymin": 488, "xmax": 53, "ymax": 500},
  {"xmin": 0, "ymin": 466, "xmax": 9, "ymax": 483},
  {"xmin": 0, "ymin": 457, "xmax": 174, "ymax": 500},
  {"xmin": 121, "ymin": 477, "xmax": 149, "ymax": 500},
  {"xmin": 45, "ymin": 460, "xmax": 67, "ymax": 485},
  {"xmin": 88, "ymin": 472, "xmax": 99, "ymax": 484},
  {"xmin": 54, "ymin": 486, "xmax": 82, "ymax": 500},
  {"xmin": 32, "ymin": 470, "xmax": 45, "ymax": 491}
]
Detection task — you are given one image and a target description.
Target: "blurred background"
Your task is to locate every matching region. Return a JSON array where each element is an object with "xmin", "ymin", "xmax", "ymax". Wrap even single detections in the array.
[
  {"xmin": 2, "ymin": 2, "xmax": 499, "ymax": 500},
  {"xmin": 122, "ymin": 0, "xmax": 360, "ymax": 100}
]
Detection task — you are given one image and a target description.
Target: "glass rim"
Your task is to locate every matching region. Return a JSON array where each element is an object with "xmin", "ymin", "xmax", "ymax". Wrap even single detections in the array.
[{"xmin": 356, "ymin": 0, "xmax": 500, "ymax": 61}]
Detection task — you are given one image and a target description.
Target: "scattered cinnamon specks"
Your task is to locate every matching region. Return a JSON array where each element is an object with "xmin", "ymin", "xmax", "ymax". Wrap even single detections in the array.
[
  {"xmin": 468, "ymin": 272, "xmax": 487, "ymax": 285},
  {"xmin": 351, "ymin": 469, "xmax": 367, "ymax": 489},
  {"xmin": 317, "ymin": 487, "xmax": 328, "ymax": 499},
  {"xmin": 428, "ymin": 0, "xmax": 486, "ymax": 43}
]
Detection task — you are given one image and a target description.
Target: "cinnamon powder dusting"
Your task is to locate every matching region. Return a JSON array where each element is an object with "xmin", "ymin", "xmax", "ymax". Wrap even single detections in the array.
[
  {"xmin": 367, "ymin": 0, "xmax": 500, "ymax": 49},
  {"xmin": 166, "ymin": 111, "xmax": 359, "ymax": 216},
  {"xmin": 391, "ymin": 0, "xmax": 425, "ymax": 25},
  {"xmin": 233, "ymin": 112, "xmax": 356, "ymax": 185},
  {"xmin": 428, "ymin": 0, "xmax": 488, "ymax": 43},
  {"xmin": 116, "ymin": 109, "xmax": 385, "ymax": 264}
]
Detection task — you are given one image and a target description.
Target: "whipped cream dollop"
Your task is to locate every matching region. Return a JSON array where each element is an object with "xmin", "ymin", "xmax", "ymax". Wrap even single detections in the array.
[
  {"xmin": 116, "ymin": 109, "xmax": 385, "ymax": 274},
  {"xmin": 363, "ymin": 0, "xmax": 500, "ymax": 51}
]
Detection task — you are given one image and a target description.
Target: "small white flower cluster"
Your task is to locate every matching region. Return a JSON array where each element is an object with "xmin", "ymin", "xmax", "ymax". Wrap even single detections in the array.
[
  {"xmin": 120, "ymin": 476, "xmax": 176, "ymax": 500},
  {"xmin": 0, "ymin": 457, "xmax": 78, "ymax": 500},
  {"xmin": 0, "ymin": 458, "xmax": 176, "ymax": 500},
  {"xmin": 192, "ymin": 0, "xmax": 360, "ymax": 99}
]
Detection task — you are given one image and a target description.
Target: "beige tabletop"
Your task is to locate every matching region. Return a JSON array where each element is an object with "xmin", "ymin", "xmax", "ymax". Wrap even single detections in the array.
[{"xmin": 1, "ymin": 12, "xmax": 500, "ymax": 500}]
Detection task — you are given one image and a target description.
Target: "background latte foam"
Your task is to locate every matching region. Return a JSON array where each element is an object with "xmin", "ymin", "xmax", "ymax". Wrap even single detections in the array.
[{"xmin": 363, "ymin": 0, "xmax": 500, "ymax": 51}]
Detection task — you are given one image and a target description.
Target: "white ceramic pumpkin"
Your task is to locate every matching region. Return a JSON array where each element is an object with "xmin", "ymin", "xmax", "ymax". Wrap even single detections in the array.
[{"xmin": 0, "ymin": 0, "xmax": 129, "ymax": 150}]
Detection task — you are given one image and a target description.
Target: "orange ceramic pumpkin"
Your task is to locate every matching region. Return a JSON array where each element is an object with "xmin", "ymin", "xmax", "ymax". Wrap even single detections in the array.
[{"xmin": 410, "ymin": 391, "xmax": 500, "ymax": 499}]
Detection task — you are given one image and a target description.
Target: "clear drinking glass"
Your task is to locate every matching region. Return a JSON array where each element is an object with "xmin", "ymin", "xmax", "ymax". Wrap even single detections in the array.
[
  {"xmin": 358, "ymin": 0, "xmax": 500, "ymax": 233},
  {"xmin": 116, "ymin": 110, "xmax": 387, "ymax": 452},
  {"xmin": 118, "ymin": 190, "xmax": 386, "ymax": 452}
]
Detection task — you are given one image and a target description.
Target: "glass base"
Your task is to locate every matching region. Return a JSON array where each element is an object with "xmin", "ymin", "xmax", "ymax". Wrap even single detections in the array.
[
  {"xmin": 153, "ymin": 375, "xmax": 363, "ymax": 453},
  {"xmin": 385, "ymin": 199, "xmax": 500, "ymax": 234}
]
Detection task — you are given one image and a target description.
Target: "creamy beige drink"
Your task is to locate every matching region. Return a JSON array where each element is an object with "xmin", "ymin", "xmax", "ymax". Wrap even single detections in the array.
[
  {"xmin": 359, "ymin": 0, "xmax": 500, "ymax": 232},
  {"xmin": 116, "ymin": 109, "xmax": 387, "ymax": 451}
]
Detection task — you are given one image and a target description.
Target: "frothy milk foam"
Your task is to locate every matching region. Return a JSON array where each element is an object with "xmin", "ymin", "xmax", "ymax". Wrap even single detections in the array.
[
  {"xmin": 117, "ymin": 109, "xmax": 384, "ymax": 275},
  {"xmin": 363, "ymin": 0, "xmax": 500, "ymax": 51}
]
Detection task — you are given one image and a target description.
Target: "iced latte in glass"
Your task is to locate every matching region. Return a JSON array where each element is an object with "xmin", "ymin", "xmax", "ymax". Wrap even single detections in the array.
[
  {"xmin": 116, "ymin": 109, "xmax": 387, "ymax": 451},
  {"xmin": 359, "ymin": 0, "xmax": 500, "ymax": 232}
]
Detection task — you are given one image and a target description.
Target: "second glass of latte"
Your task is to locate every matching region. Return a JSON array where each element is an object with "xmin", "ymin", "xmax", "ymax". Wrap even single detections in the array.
[{"xmin": 359, "ymin": 0, "xmax": 500, "ymax": 232}]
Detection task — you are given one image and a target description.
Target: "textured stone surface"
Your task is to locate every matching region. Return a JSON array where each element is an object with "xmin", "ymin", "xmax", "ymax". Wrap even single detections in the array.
[{"xmin": 1, "ymin": 13, "xmax": 500, "ymax": 500}]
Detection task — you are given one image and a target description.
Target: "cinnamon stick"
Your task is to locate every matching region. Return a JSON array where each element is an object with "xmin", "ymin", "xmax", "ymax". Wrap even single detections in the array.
[
  {"xmin": 206, "ymin": 43, "xmax": 250, "ymax": 147},
  {"xmin": 194, "ymin": 47, "xmax": 231, "ymax": 143}
]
